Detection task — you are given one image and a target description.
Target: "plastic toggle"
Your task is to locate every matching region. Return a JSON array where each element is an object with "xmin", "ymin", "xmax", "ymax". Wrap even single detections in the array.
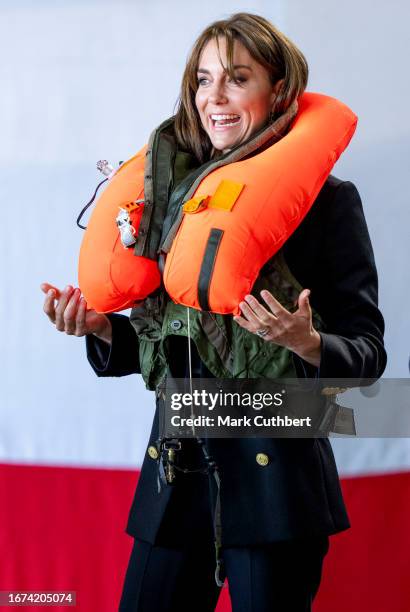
[{"xmin": 183, "ymin": 195, "xmax": 210, "ymax": 214}]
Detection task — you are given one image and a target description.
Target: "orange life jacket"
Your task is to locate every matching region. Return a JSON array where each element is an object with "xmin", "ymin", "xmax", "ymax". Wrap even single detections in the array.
[{"xmin": 78, "ymin": 92, "xmax": 357, "ymax": 314}]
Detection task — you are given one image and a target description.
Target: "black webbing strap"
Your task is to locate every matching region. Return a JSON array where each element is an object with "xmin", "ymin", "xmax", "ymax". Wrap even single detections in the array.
[
  {"xmin": 196, "ymin": 438, "xmax": 226, "ymax": 587},
  {"xmin": 198, "ymin": 229, "xmax": 224, "ymax": 312},
  {"xmin": 134, "ymin": 118, "xmax": 176, "ymax": 260},
  {"xmin": 212, "ymin": 469, "xmax": 225, "ymax": 587},
  {"xmin": 156, "ymin": 380, "xmax": 225, "ymax": 585}
]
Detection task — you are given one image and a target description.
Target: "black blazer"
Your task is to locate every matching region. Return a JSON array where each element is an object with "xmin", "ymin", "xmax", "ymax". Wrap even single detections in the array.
[{"xmin": 86, "ymin": 176, "xmax": 387, "ymax": 547}]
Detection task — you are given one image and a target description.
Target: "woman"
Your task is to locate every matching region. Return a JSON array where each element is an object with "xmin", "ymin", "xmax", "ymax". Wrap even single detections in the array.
[{"xmin": 41, "ymin": 13, "xmax": 386, "ymax": 612}]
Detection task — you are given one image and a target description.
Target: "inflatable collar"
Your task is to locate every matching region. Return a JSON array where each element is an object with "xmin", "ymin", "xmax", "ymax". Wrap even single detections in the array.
[{"xmin": 78, "ymin": 92, "xmax": 357, "ymax": 314}]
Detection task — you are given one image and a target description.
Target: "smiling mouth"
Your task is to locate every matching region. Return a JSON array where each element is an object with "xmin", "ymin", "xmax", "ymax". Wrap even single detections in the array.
[{"xmin": 210, "ymin": 114, "xmax": 241, "ymax": 128}]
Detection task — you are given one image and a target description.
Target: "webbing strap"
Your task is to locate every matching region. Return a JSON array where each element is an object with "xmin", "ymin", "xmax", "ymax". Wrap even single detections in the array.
[
  {"xmin": 198, "ymin": 229, "xmax": 224, "ymax": 311},
  {"xmin": 160, "ymin": 100, "xmax": 298, "ymax": 255},
  {"xmin": 196, "ymin": 438, "xmax": 226, "ymax": 587},
  {"xmin": 212, "ymin": 469, "xmax": 225, "ymax": 587}
]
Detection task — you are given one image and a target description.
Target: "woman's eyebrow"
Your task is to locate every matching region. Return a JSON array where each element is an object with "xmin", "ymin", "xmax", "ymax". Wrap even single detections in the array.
[{"xmin": 197, "ymin": 65, "xmax": 252, "ymax": 74}]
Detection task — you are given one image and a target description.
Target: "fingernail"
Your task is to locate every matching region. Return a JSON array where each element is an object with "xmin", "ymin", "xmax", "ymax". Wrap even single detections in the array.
[{"xmin": 48, "ymin": 289, "xmax": 54, "ymax": 297}]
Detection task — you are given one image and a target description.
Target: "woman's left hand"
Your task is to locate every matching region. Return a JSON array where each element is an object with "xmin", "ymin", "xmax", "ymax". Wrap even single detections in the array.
[{"xmin": 234, "ymin": 289, "xmax": 322, "ymax": 368}]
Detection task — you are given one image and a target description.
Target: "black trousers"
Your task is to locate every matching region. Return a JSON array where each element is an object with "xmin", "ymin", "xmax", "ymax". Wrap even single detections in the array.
[{"xmin": 119, "ymin": 533, "xmax": 329, "ymax": 611}]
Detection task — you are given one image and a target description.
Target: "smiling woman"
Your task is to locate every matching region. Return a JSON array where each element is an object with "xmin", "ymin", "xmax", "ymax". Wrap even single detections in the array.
[
  {"xmin": 41, "ymin": 11, "xmax": 386, "ymax": 612},
  {"xmin": 175, "ymin": 13, "xmax": 308, "ymax": 161},
  {"xmin": 195, "ymin": 37, "xmax": 284, "ymax": 153}
]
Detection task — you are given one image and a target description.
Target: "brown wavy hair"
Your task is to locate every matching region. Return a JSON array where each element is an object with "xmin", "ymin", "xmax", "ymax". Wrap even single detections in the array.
[{"xmin": 174, "ymin": 13, "xmax": 309, "ymax": 162}]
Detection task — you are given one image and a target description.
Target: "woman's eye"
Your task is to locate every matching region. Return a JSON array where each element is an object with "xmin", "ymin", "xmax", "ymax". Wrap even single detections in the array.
[
  {"xmin": 197, "ymin": 75, "xmax": 246, "ymax": 86},
  {"xmin": 229, "ymin": 76, "xmax": 247, "ymax": 84}
]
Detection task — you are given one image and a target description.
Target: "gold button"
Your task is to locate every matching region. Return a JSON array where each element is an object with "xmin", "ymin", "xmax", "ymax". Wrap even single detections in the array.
[
  {"xmin": 256, "ymin": 453, "xmax": 269, "ymax": 466},
  {"xmin": 147, "ymin": 445, "xmax": 159, "ymax": 460}
]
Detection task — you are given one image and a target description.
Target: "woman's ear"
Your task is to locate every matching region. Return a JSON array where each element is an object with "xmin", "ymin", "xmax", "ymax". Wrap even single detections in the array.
[{"xmin": 271, "ymin": 79, "xmax": 285, "ymax": 108}]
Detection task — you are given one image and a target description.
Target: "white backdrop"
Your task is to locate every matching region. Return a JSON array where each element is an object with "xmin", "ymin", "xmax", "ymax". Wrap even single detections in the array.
[{"xmin": 1, "ymin": 0, "xmax": 409, "ymax": 471}]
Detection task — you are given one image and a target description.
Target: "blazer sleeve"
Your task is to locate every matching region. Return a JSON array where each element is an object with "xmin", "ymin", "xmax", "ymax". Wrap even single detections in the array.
[
  {"xmin": 85, "ymin": 313, "xmax": 140, "ymax": 377},
  {"xmin": 293, "ymin": 180, "xmax": 387, "ymax": 379}
]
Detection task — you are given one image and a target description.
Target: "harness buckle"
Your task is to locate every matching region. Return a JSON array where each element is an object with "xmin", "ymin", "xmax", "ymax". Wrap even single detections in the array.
[{"xmin": 158, "ymin": 439, "xmax": 182, "ymax": 486}]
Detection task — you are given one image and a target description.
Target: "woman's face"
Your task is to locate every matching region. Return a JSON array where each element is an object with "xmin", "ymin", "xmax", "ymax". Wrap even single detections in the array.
[{"xmin": 195, "ymin": 37, "xmax": 282, "ymax": 153}]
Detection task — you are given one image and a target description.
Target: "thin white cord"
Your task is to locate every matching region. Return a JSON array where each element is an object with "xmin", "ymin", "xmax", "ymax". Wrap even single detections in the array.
[
  {"xmin": 186, "ymin": 307, "xmax": 195, "ymax": 436},
  {"xmin": 186, "ymin": 307, "xmax": 193, "ymax": 390}
]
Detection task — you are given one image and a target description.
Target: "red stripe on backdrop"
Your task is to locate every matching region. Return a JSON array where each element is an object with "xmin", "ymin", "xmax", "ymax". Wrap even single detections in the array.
[
  {"xmin": 0, "ymin": 464, "xmax": 409, "ymax": 611},
  {"xmin": 0, "ymin": 463, "xmax": 137, "ymax": 612},
  {"xmin": 315, "ymin": 471, "xmax": 410, "ymax": 612}
]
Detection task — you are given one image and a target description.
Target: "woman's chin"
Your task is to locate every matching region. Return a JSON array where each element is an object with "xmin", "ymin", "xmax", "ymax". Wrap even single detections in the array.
[{"xmin": 210, "ymin": 136, "xmax": 240, "ymax": 153}]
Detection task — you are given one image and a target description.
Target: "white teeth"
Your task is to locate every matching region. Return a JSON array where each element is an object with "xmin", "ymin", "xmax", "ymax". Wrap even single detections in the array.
[{"xmin": 210, "ymin": 114, "xmax": 240, "ymax": 120}]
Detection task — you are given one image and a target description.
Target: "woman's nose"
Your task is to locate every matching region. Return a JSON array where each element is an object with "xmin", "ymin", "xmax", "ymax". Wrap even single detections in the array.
[{"xmin": 208, "ymin": 82, "xmax": 228, "ymax": 104}]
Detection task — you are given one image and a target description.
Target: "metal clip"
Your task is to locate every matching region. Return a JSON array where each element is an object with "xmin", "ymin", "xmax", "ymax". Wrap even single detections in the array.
[
  {"xmin": 116, "ymin": 207, "xmax": 137, "ymax": 247},
  {"xmin": 159, "ymin": 440, "xmax": 181, "ymax": 486},
  {"xmin": 96, "ymin": 160, "xmax": 115, "ymax": 178},
  {"xmin": 214, "ymin": 543, "xmax": 226, "ymax": 587},
  {"xmin": 166, "ymin": 448, "xmax": 176, "ymax": 484}
]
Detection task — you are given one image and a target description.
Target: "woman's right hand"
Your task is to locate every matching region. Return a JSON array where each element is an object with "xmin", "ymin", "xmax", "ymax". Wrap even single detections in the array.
[{"xmin": 40, "ymin": 283, "xmax": 112, "ymax": 344}]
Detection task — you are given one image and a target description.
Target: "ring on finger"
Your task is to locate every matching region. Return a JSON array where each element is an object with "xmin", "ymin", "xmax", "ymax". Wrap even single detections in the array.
[{"xmin": 256, "ymin": 327, "xmax": 270, "ymax": 338}]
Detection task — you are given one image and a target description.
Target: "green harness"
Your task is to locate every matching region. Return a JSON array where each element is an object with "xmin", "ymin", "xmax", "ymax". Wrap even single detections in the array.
[
  {"xmin": 129, "ymin": 108, "xmax": 327, "ymax": 390},
  {"xmin": 130, "ymin": 250, "xmax": 325, "ymax": 390}
]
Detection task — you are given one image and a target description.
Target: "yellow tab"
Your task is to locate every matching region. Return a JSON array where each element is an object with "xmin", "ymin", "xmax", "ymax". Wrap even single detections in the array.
[
  {"xmin": 208, "ymin": 180, "xmax": 244, "ymax": 211},
  {"xmin": 183, "ymin": 195, "xmax": 210, "ymax": 214}
]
